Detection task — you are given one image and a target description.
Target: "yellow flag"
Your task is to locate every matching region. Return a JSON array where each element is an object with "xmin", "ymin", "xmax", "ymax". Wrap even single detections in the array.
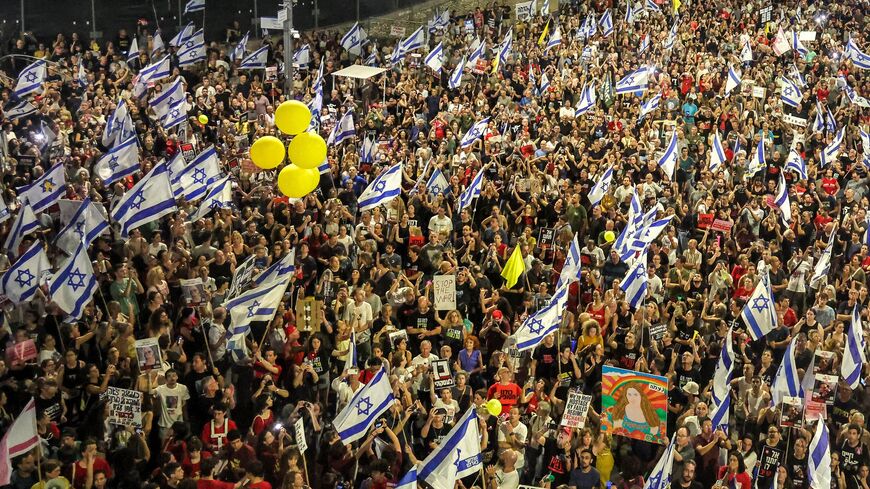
[
  {"xmin": 538, "ymin": 19, "xmax": 550, "ymax": 47},
  {"xmin": 501, "ymin": 245, "xmax": 526, "ymax": 289},
  {"xmin": 672, "ymin": 0, "xmax": 681, "ymax": 13}
]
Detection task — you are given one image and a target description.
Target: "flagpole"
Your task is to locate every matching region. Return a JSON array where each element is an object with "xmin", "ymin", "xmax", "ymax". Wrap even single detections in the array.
[{"xmin": 178, "ymin": 0, "xmax": 182, "ymax": 30}]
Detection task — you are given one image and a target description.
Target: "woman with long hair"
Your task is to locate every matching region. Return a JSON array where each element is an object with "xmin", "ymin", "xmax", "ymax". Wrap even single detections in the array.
[
  {"xmin": 607, "ymin": 382, "xmax": 662, "ymax": 439},
  {"xmin": 715, "ymin": 451, "xmax": 753, "ymax": 488}
]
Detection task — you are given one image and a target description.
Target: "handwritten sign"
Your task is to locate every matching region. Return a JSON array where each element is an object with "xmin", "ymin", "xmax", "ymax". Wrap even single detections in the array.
[
  {"xmin": 433, "ymin": 275, "xmax": 456, "ymax": 311},
  {"xmin": 515, "ymin": 0, "xmax": 535, "ymax": 21},
  {"xmin": 783, "ymin": 114, "xmax": 808, "ymax": 127},
  {"xmin": 561, "ymin": 392, "xmax": 592, "ymax": 428},
  {"xmin": 752, "ymin": 86, "xmax": 767, "ymax": 99},
  {"xmin": 390, "ymin": 26, "xmax": 406, "ymax": 37},
  {"xmin": 294, "ymin": 417, "xmax": 307, "ymax": 453},
  {"xmin": 102, "ymin": 387, "xmax": 143, "ymax": 427}
]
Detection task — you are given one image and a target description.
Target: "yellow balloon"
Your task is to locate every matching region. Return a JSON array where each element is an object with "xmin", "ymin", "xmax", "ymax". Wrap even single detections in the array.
[
  {"xmin": 486, "ymin": 398, "xmax": 502, "ymax": 416},
  {"xmin": 277, "ymin": 164, "xmax": 320, "ymax": 198},
  {"xmin": 275, "ymin": 100, "xmax": 312, "ymax": 135},
  {"xmin": 198, "ymin": 114, "xmax": 209, "ymax": 125},
  {"xmin": 604, "ymin": 231, "xmax": 616, "ymax": 243},
  {"xmin": 249, "ymin": 136, "xmax": 285, "ymax": 169},
  {"xmin": 287, "ymin": 132, "xmax": 327, "ymax": 169}
]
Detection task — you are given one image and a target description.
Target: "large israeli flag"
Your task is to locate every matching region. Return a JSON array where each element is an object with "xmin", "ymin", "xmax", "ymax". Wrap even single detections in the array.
[
  {"xmin": 189, "ymin": 175, "xmax": 233, "ymax": 222},
  {"xmin": 615, "ymin": 66, "xmax": 650, "ymax": 94},
  {"xmin": 4, "ymin": 100, "xmax": 37, "ymax": 121},
  {"xmin": 334, "ymin": 367, "xmax": 395, "ymax": 444},
  {"xmin": 172, "ymin": 146, "xmax": 222, "ymax": 201},
  {"xmin": 741, "ymin": 272, "xmax": 776, "ymax": 340},
  {"xmin": 149, "ymin": 77, "xmax": 185, "ymax": 120},
  {"xmin": 170, "ymin": 23, "xmax": 195, "ymax": 47},
  {"xmin": 781, "ymin": 77, "xmax": 803, "ymax": 108},
  {"xmin": 102, "ymin": 99, "xmax": 136, "ymax": 148},
  {"xmin": 637, "ymin": 92, "xmax": 660, "ymax": 121},
  {"xmin": 821, "ymin": 127, "xmax": 845, "ymax": 167},
  {"xmin": 94, "ymin": 137, "xmax": 140, "ymax": 185},
  {"xmin": 711, "ymin": 328, "xmax": 734, "ymax": 405},
  {"xmin": 556, "ymin": 234, "xmax": 582, "ymax": 290},
  {"xmin": 111, "ymin": 162, "xmax": 177, "ymax": 238},
  {"xmin": 426, "ymin": 168, "xmax": 449, "ymax": 196},
  {"xmin": 49, "ymin": 239, "xmax": 98, "ymax": 320},
  {"xmin": 771, "ymin": 336, "xmax": 803, "ymax": 406},
  {"xmin": 418, "ymin": 407, "xmax": 482, "ymax": 489},
  {"xmin": 224, "ymin": 277, "xmax": 290, "ymax": 346},
  {"xmin": 807, "ymin": 413, "xmax": 831, "ymax": 489},
  {"xmin": 17, "ymin": 163, "xmax": 66, "ymax": 213},
  {"xmin": 846, "ymin": 37, "xmax": 870, "ymax": 70},
  {"xmin": 424, "ymin": 42, "xmax": 444, "ymax": 73},
  {"xmin": 575, "ymin": 82, "xmax": 598, "ymax": 116},
  {"xmin": 358, "ymin": 163, "xmax": 403, "ymax": 211},
  {"xmin": 230, "ymin": 31, "xmax": 249, "ymax": 62},
  {"xmin": 139, "ymin": 55, "xmax": 172, "ymax": 83},
  {"xmin": 457, "ymin": 166, "xmax": 485, "ymax": 211},
  {"xmin": 599, "ymin": 9, "xmax": 614, "ymax": 36},
  {"xmin": 709, "ymin": 386, "xmax": 730, "ymax": 433},
  {"xmin": 725, "ymin": 65, "xmax": 741, "ymax": 96},
  {"xmin": 327, "ymin": 111, "xmax": 356, "ymax": 146},
  {"xmin": 54, "ymin": 197, "xmax": 109, "ymax": 255},
  {"xmin": 448, "ymin": 56, "xmax": 465, "ymax": 90},
  {"xmin": 785, "ymin": 149, "xmax": 807, "ymax": 180},
  {"xmin": 1, "ymin": 241, "xmax": 50, "ymax": 305},
  {"xmin": 240, "ymin": 46, "xmax": 269, "ymax": 69},
  {"xmin": 811, "ymin": 228, "xmax": 836, "ymax": 287},
  {"xmin": 774, "ymin": 174, "xmax": 791, "ymax": 224},
  {"xmin": 620, "ymin": 256, "xmax": 648, "ymax": 309},
  {"xmin": 709, "ymin": 131, "xmax": 726, "ymax": 172},
  {"xmin": 643, "ymin": 438, "xmax": 676, "ymax": 489},
  {"xmin": 13, "ymin": 60, "xmax": 46, "ymax": 98},
  {"xmin": 340, "ymin": 23, "xmax": 364, "ymax": 55},
  {"xmin": 513, "ymin": 284, "xmax": 569, "ymax": 351},
  {"xmin": 254, "ymin": 250, "xmax": 296, "ymax": 286},
  {"xmin": 842, "ymin": 304, "xmax": 866, "ymax": 389},
  {"xmin": 588, "ymin": 166, "xmax": 613, "ymax": 206}
]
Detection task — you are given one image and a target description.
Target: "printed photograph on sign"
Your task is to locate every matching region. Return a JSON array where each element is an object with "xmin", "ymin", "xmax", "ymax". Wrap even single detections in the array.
[
  {"xmin": 135, "ymin": 338, "xmax": 162, "ymax": 371},
  {"xmin": 811, "ymin": 373, "xmax": 838, "ymax": 405},
  {"xmin": 601, "ymin": 366, "xmax": 668, "ymax": 444},
  {"xmin": 181, "ymin": 278, "xmax": 206, "ymax": 306},
  {"xmin": 779, "ymin": 396, "xmax": 803, "ymax": 428},
  {"xmin": 813, "ymin": 350, "xmax": 835, "ymax": 375}
]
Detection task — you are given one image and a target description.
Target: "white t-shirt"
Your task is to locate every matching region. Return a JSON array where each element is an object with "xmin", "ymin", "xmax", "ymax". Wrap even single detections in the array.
[
  {"xmin": 495, "ymin": 469, "xmax": 520, "ymax": 489},
  {"xmin": 498, "ymin": 422, "xmax": 528, "ymax": 468},
  {"xmin": 155, "ymin": 383, "xmax": 190, "ymax": 428}
]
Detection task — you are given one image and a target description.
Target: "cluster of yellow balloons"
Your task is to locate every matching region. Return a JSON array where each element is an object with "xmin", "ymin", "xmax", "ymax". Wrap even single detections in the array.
[{"xmin": 248, "ymin": 100, "xmax": 327, "ymax": 198}]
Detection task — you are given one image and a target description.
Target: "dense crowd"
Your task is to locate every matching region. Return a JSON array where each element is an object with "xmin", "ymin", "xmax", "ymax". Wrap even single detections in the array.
[{"xmin": 0, "ymin": 0, "xmax": 869, "ymax": 488}]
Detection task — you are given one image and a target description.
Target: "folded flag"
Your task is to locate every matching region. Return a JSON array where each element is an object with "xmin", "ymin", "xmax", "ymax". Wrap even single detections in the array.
[{"xmin": 709, "ymin": 131, "xmax": 726, "ymax": 173}]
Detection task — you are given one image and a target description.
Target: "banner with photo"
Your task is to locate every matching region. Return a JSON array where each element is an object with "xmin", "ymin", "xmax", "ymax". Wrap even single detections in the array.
[{"xmin": 601, "ymin": 366, "xmax": 668, "ymax": 445}]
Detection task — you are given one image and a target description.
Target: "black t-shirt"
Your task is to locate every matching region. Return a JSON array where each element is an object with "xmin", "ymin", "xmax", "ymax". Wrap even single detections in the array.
[
  {"xmin": 787, "ymin": 453, "xmax": 809, "ymax": 489},
  {"xmin": 35, "ymin": 393, "xmax": 63, "ymax": 423},
  {"xmin": 832, "ymin": 396, "xmax": 860, "ymax": 427},
  {"xmin": 614, "ymin": 344, "xmax": 640, "ymax": 370},
  {"xmin": 409, "ymin": 308, "xmax": 438, "ymax": 351},
  {"xmin": 542, "ymin": 437, "xmax": 571, "ymax": 486},
  {"xmin": 839, "ymin": 440, "xmax": 869, "ymax": 476},
  {"xmin": 533, "ymin": 343, "xmax": 559, "ymax": 381},
  {"xmin": 423, "ymin": 422, "xmax": 452, "ymax": 449}
]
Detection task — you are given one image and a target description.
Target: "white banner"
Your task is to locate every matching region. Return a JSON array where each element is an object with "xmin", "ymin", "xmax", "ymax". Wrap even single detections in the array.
[
  {"xmin": 560, "ymin": 392, "xmax": 592, "ymax": 428},
  {"xmin": 515, "ymin": 0, "xmax": 535, "ymax": 21},
  {"xmin": 783, "ymin": 114, "xmax": 808, "ymax": 127},
  {"xmin": 294, "ymin": 417, "xmax": 307, "ymax": 453},
  {"xmin": 433, "ymin": 275, "xmax": 456, "ymax": 311}
]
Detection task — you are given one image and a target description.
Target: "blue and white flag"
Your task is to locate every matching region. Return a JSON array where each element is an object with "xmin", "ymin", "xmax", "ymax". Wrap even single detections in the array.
[
  {"xmin": 807, "ymin": 416, "xmax": 831, "ymax": 489},
  {"xmin": 426, "ymin": 168, "xmax": 449, "ymax": 196},
  {"xmin": 429, "ymin": 9, "xmax": 450, "ymax": 32},
  {"xmin": 159, "ymin": 99, "xmax": 187, "ymax": 131},
  {"xmin": 513, "ymin": 284, "xmax": 569, "ymax": 351},
  {"xmin": 172, "ymin": 146, "xmax": 221, "ymax": 201},
  {"xmin": 709, "ymin": 131, "xmax": 726, "ymax": 172},
  {"xmin": 772, "ymin": 336, "xmax": 803, "ymax": 406},
  {"xmin": 111, "ymin": 162, "xmax": 177, "ymax": 238},
  {"xmin": 364, "ymin": 47, "xmax": 379, "ymax": 67},
  {"xmin": 4, "ymin": 100, "xmax": 37, "ymax": 121},
  {"xmin": 334, "ymin": 367, "xmax": 395, "ymax": 444},
  {"xmin": 395, "ymin": 467, "xmax": 418, "ymax": 489},
  {"xmin": 843, "ymin": 78, "xmax": 870, "ymax": 108},
  {"xmin": 448, "ymin": 56, "xmax": 465, "ymax": 89},
  {"xmin": 575, "ymin": 82, "xmax": 597, "ymax": 116},
  {"xmin": 846, "ymin": 37, "xmax": 870, "ymax": 70},
  {"xmin": 467, "ymin": 38, "xmax": 485, "ymax": 67},
  {"xmin": 644, "ymin": 439, "xmax": 676, "ymax": 489},
  {"xmin": 341, "ymin": 23, "xmax": 364, "ymax": 55},
  {"xmin": 725, "ymin": 65, "xmax": 741, "ymax": 96},
  {"xmin": 663, "ymin": 19, "xmax": 678, "ymax": 51},
  {"xmin": 359, "ymin": 135, "xmax": 377, "ymax": 164},
  {"xmin": 826, "ymin": 105, "xmax": 837, "ymax": 133},
  {"xmin": 224, "ymin": 277, "xmax": 291, "ymax": 359},
  {"xmin": 18, "ymin": 163, "xmax": 66, "ymax": 214},
  {"xmin": 638, "ymin": 92, "xmax": 660, "ymax": 121},
  {"xmin": 741, "ymin": 271, "xmax": 776, "ymax": 340},
  {"xmin": 54, "ymin": 197, "xmax": 108, "ymax": 256},
  {"xmin": 709, "ymin": 386, "xmax": 730, "ymax": 433},
  {"xmin": 240, "ymin": 46, "xmax": 269, "ymax": 69},
  {"xmin": 638, "ymin": 34, "xmax": 650, "ymax": 55},
  {"xmin": 139, "ymin": 55, "xmax": 171, "ymax": 83},
  {"xmin": 230, "ymin": 31, "xmax": 249, "ymax": 62},
  {"xmin": 1, "ymin": 241, "xmax": 50, "ymax": 305},
  {"xmin": 538, "ymin": 73, "xmax": 550, "ymax": 94},
  {"xmin": 344, "ymin": 330, "xmax": 358, "ymax": 372},
  {"xmin": 741, "ymin": 41, "xmax": 753, "ymax": 63},
  {"xmin": 152, "ymin": 30, "xmax": 165, "ymax": 56},
  {"xmin": 747, "ymin": 138, "xmax": 765, "ymax": 176},
  {"xmin": 842, "ymin": 304, "xmax": 866, "ymax": 389},
  {"xmin": 460, "ymin": 117, "xmax": 489, "ymax": 149},
  {"xmin": 712, "ymin": 328, "xmax": 734, "ymax": 405},
  {"xmin": 861, "ymin": 126, "xmax": 870, "ymax": 155},
  {"xmin": 170, "ymin": 22, "xmax": 195, "ymax": 47},
  {"xmin": 327, "ymin": 111, "xmax": 356, "ymax": 146},
  {"xmin": 821, "ymin": 127, "xmax": 845, "ymax": 167},
  {"xmin": 540, "ymin": 0, "xmax": 550, "ymax": 15},
  {"xmin": 358, "ymin": 163, "xmax": 403, "ymax": 211},
  {"xmin": 3, "ymin": 202, "xmax": 38, "ymax": 254},
  {"xmin": 49, "ymin": 239, "xmax": 98, "ymax": 320},
  {"xmin": 418, "ymin": 407, "xmax": 481, "ymax": 489},
  {"xmin": 614, "ymin": 193, "xmax": 642, "ymax": 259},
  {"xmin": 545, "ymin": 26, "xmax": 562, "ymax": 52},
  {"xmin": 495, "ymin": 29, "xmax": 512, "ymax": 71},
  {"xmin": 785, "ymin": 149, "xmax": 807, "ymax": 180},
  {"xmin": 792, "ymin": 31, "xmax": 808, "ymax": 57},
  {"xmin": 102, "ymin": 99, "xmax": 136, "ymax": 148},
  {"xmin": 254, "ymin": 250, "xmax": 296, "ymax": 287},
  {"xmin": 457, "ymin": 167, "xmax": 485, "ymax": 212},
  {"xmin": 293, "ymin": 44, "xmax": 310, "ymax": 67},
  {"xmin": 615, "ymin": 66, "xmax": 650, "ymax": 94},
  {"xmin": 774, "ymin": 174, "xmax": 791, "ymax": 224},
  {"xmin": 77, "ymin": 59, "xmax": 88, "ymax": 87},
  {"xmin": 13, "ymin": 60, "xmax": 46, "ymax": 98},
  {"xmin": 658, "ymin": 129, "xmax": 678, "ymax": 179},
  {"xmin": 583, "ymin": 14, "xmax": 597, "ymax": 38},
  {"xmin": 781, "ymin": 77, "xmax": 802, "ymax": 108},
  {"xmin": 189, "ymin": 175, "xmax": 234, "ymax": 222},
  {"xmin": 556, "ymin": 234, "xmax": 583, "ymax": 290},
  {"xmin": 399, "ymin": 26, "xmax": 426, "ymax": 56},
  {"xmin": 645, "ymin": 0, "xmax": 661, "ymax": 13},
  {"xmin": 588, "ymin": 166, "xmax": 613, "ymax": 207},
  {"xmin": 813, "ymin": 101, "xmax": 826, "ymax": 134},
  {"xmin": 94, "ymin": 136, "xmax": 140, "ymax": 185},
  {"xmin": 792, "ymin": 63, "xmax": 807, "ymax": 88},
  {"xmin": 599, "ymin": 9, "xmax": 614, "ymax": 36},
  {"xmin": 424, "ymin": 42, "xmax": 444, "ymax": 73},
  {"xmin": 184, "ymin": 0, "xmax": 205, "ymax": 14},
  {"xmin": 177, "ymin": 29, "xmax": 206, "ymax": 67},
  {"xmin": 811, "ymin": 228, "xmax": 836, "ymax": 288},
  {"xmin": 127, "ymin": 37, "xmax": 140, "ymax": 64},
  {"xmin": 624, "ymin": 0, "xmax": 636, "ymax": 23},
  {"xmin": 149, "ymin": 76, "xmax": 185, "ymax": 121},
  {"xmin": 620, "ymin": 255, "xmax": 648, "ymax": 309}
]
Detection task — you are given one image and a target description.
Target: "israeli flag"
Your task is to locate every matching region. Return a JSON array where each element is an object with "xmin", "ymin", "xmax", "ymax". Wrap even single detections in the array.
[
  {"xmin": 448, "ymin": 55, "xmax": 465, "ymax": 89},
  {"xmin": 825, "ymin": 105, "xmax": 837, "ymax": 133},
  {"xmin": 638, "ymin": 92, "xmax": 660, "ymax": 121},
  {"xmin": 540, "ymin": 0, "xmax": 550, "ymax": 15},
  {"xmin": 842, "ymin": 304, "xmax": 866, "ymax": 389},
  {"xmin": 293, "ymin": 45, "xmax": 311, "ymax": 68},
  {"xmin": 13, "ymin": 60, "xmax": 46, "ymax": 98},
  {"xmin": 709, "ymin": 131, "xmax": 726, "ymax": 173},
  {"xmin": 747, "ymin": 138, "xmax": 765, "ymax": 176},
  {"xmin": 418, "ymin": 407, "xmax": 482, "ymax": 489},
  {"xmin": 149, "ymin": 76, "xmax": 185, "ymax": 121},
  {"xmin": 741, "ymin": 41, "xmax": 753, "ymax": 63},
  {"xmin": 636, "ymin": 215, "xmax": 672, "ymax": 246},
  {"xmin": 18, "ymin": 163, "xmax": 66, "ymax": 214},
  {"xmin": 328, "ymin": 111, "xmax": 356, "ymax": 146},
  {"xmin": 54, "ymin": 197, "xmax": 108, "ymax": 256},
  {"xmin": 77, "ymin": 60, "xmax": 88, "ymax": 87},
  {"xmin": 424, "ymin": 42, "xmax": 444, "ymax": 73},
  {"xmin": 358, "ymin": 163, "xmax": 403, "ymax": 211},
  {"xmin": 495, "ymin": 29, "xmax": 512, "ymax": 70},
  {"xmin": 615, "ymin": 66, "xmax": 650, "ymax": 94},
  {"xmin": 709, "ymin": 386, "xmax": 730, "ymax": 433},
  {"xmin": 467, "ymin": 37, "xmax": 485, "ymax": 67},
  {"xmin": 102, "ymin": 99, "xmax": 136, "ymax": 148},
  {"xmin": 644, "ymin": 439, "xmax": 676, "ymax": 489},
  {"xmin": 49, "ymin": 239, "xmax": 98, "ymax": 320},
  {"xmin": 846, "ymin": 37, "xmax": 870, "ymax": 70},
  {"xmin": 774, "ymin": 174, "xmax": 791, "ymax": 224},
  {"xmin": 663, "ymin": 20, "xmax": 678, "ymax": 50},
  {"xmin": 4, "ymin": 100, "xmax": 37, "ymax": 121},
  {"xmin": 645, "ymin": 0, "xmax": 661, "ymax": 13},
  {"xmin": 638, "ymin": 34, "xmax": 650, "ymax": 54},
  {"xmin": 546, "ymin": 26, "xmax": 562, "ymax": 51},
  {"xmin": 111, "ymin": 162, "xmax": 178, "ymax": 238},
  {"xmin": 780, "ymin": 77, "xmax": 802, "ymax": 108},
  {"xmin": 224, "ymin": 277, "xmax": 291, "ymax": 359},
  {"xmin": 614, "ymin": 193, "xmax": 642, "ymax": 259},
  {"xmin": 821, "ymin": 127, "xmax": 845, "ymax": 167},
  {"xmin": 771, "ymin": 336, "xmax": 804, "ymax": 406},
  {"xmin": 625, "ymin": 0, "xmax": 636, "ymax": 23},
  {"xmin": 429, "ymin": 9, "xmax": 450, "ymax": 32},
  {"xmin": 395, "ymin": 467, "xmax": 418, "ymax": 489},
  {"xmin": 3, "ymin": 202, "xmax": 38, "ymax": 254},
  {"xmin": 172, "ymin": 146, "xmax": 222, "ymax": 201},
  {"xmin": 240, "ymin": 46, "xmax": 269, "ymax": 69},
  {"xmin": 0, "ymin": 195, "xmax": 11, "ymax": 225},
  {"xmin": 513, "ymin": 284, "xmax": 569, "ymax": 351},
  {"xmin": 588, "ymin": 166, "xmax": 613, "ymax": 206},
  {"xmin": 791, "ymin": 63, "xmax": 807, "ymax": 88},
  {"xmin": 341, "ymin": 23, "xmax": 364, "ymax": 55},
  {"xmin": 1, "ymin": 241, "xmax": 50, "ymax": 305},
  {"xmin": 189, "ymin": 175, "xmax": 233, "ymax": 222},
  {"xmin": 843, "ymin": 79, "xmax": 870, "ymax": 108},
  {"xmin": 359, "ymin": 135, "xmax": 377, "ymax": 163},
  {"xmin": 159, "ymin": 99, "xmax": 187, "ymax": 131},
  {"xmin": 139, "ymin": 55, "xmax": 172, "ymax": 83},
  {"xmin": 308, "ymin": 62, "xmax": 324, "ymax": 122},
  {"xmin": 254, "ymin": 250, "xmax": 296, "ymax": 288},
  {"xmin": 364, "ymin": 47, "xmax": 379, "ymax": 67},
  {"xmin": 230, "ymin": 31, "xmax": 249, "ymax": 62},
  {"xmin": 152, "ymin": 30, "xmax": 165, "ymax": 56},
  {"xmin": 556, "ymin": 234, "xmax": 583, "ymax": 290},
  {"xmin": 94, "ymin": 136, "xmax": 140, "ymax": 185},
  {"xmin": 657, "ymin": 129, "xmax": 678, "ymax": 179},
  {"xmin": 460, "ymin": 117, "xmax": 489, "ymax": 149},
  {"xmin": 785, "ymin": 149, "xmax": 806, "ymax": 180},
  {"xmin": 170, "ymin": 22, "xmax": 195, "ymax": 47},
  {"xmin": 400, "ymin": 26, "xmax": 426, "ymax": 55},
  {"xmin": 344, "ymin": 330, "xmax": 358, "ymax": 371},
  {"xmin": 810, "ymin": 230, "xmax": 836, "ymax": 288},
  {"xmin": 127, "ymin": 37, "xmax": 140, "ymax": 63},
  {"xmin": 813, "ymin": 101, "xmax": 826, "ymax": 134},
  {"xmin": 711, "ymin": 328, "xmax": 734, "ymax": 405},
  {"xmin": 538, "ymin": 73, "xmax": 550, "ymax": 94},
  {"xmin": 426, "ymin": 168, "xmax": 449, "ymax": 196},
  {"xmin": 792, "ymin": 31, "xmax": 808, "ymax": 57},
  {"xmin": 599, "ymin": 9, "xmax": 614, "ymax": 36},
  {"xmin": 457, "ymin": 166, "xmax": 485, "ymax": 212},
  {"xmin": 620, "ymin": 255, "xmax": 648, "ymax": 309},
  {"xmin": 184, "ymin": 0, "xmax": 205, "ymax": 13},
  {"xmin": 177, "ymin": 31, "xmax": 206, "ymax": 67},
  {"xmin": 861, "ymin": 126, "xmax": 870, "ymax": 155},
  {"xmin": 807, "ymin": 416, "xmax": 831, "ymax": 489},
  {"xmin": 725, "ymin": 65, "xmax": 741, "ymax": 96},
  {"xmin": 575, "ymin": 82, "xmax": 597, "ymax": 116},
  {"xmin": 334, "ymin": 367, "xmax": 395, "ymax": 444},
  {"xmin": 584, "ymin": 13, "xmax": 597, "ymax": 38},
  {"xmin": 741, "ymin": 271, "xmax": 776, "ymax": 340}
]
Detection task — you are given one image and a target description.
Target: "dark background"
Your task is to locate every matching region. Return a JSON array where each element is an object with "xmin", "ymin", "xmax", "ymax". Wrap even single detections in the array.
[{"xmin": 0, "ymin": 0, "xmax": 428, "ymax": 47}]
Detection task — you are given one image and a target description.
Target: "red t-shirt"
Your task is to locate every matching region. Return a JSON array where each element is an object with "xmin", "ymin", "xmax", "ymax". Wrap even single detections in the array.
[
  {"xmin": 197, "ymin": 479, "xmax": 236, "ymax": 489},
  {"xmin": 249, "ymin": 481, "xmax": 272, "ymax": 489},
  {"xmin": 487, "ymin": 382, "xmax": 522, "ymax": 415},
  {"xmin": 201, "ymin": 418, "xmax": 238, "ymax": 450},
  {"xmin": 182, "ymin": 451, "xmax": 213, "ymax": 478},
  {"xmin": 69, "ymin": 458, "xmax": 113, "ymax": 489}
]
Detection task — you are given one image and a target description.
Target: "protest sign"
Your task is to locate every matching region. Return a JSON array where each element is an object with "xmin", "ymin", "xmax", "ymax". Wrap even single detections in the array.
[
  {"xmin": 135, "ymin": 338, "xmax": 162, "ymax": 371},
  {"xmin": 601, "ymin": 366, "xmax": 668, "ymax": 444},
  {"xmin": 433, "ymin": 275, "xmax": 456, "ymax": 311},
  {"xmin": 710, "ymin": 219, "xmax": 733, "ymax": 233},
  {"xmin": 648, "ymin": 323, "xmax": 668, "ymax": 343},
  {"xmin": 804, "ymin": 399, "xmax": 827, "ymax": 422},
  {"xmin": 560, "ymin": 392, "xmax": 592, "ymax": 428},
  {"xmin": 813, "ymin": 350, "xmax": 835, "ymax": 375},
  {"xmin": 181, "ymin": 278, "xmax": 206, "ymax": 306},
  {"xmin": 432, "ymin": 359, "xmax": 455, "ymax": 389},
  {"xmin": 515, "ymin": 0, "xmax": 535, "ymax": 21},
  {"xmin": 389, "ymin": 329, "xmax": 408, "ymax": 349},
  {"xmin": 779, "ymin": 396, "xmax": 803, "ymax": 428},
  {"xmin": 102, "ymin": 387, "xmax": 143, "ymax": 427},
  {"xmin": 752, "ymin": 86, "xmax": 766, "ymax": 99},
  {"xmin": 390, "ymin": 26, "xmax": 406, "ymax": 37},
  {"xmin": 294, "ymin": 417, "xmax": 307, "ymax": 453},
  {"xmin": 782, "ymin": 114, "xmax": 808, "ymax": 127},
  {"xmin": 812, "ymin": 373, "xmax": 838, "ymax": 405},
  {"xmin": 537, "ymin": 228, "xmax": 556, "ymax": 251},
  {"xmin": 6, "ymin": 339, "xmax": 37, "ymax": 365},
  {"xmin": 755, "ymin": 445, "xmax": 784, "ymax": 481}
]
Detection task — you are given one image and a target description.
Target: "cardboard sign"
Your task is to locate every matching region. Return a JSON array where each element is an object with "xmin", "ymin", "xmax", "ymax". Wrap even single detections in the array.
[
  {"xmin": 697, "ymin": 213, "xmax": 714, "ymax": 229},
  {"xmin": 102, "ymin": 387, "xmax": 143, "ymax": 427},
  {"xmin": 813, "ymin": 350, "xmax": 835, "ymax": 375},
  {"xmin": 560, "ymin": 392, "xmax": 592, "ymax": 428},
  {"xmin": 390, "ymin": 26, "xmax": 406, "ymax": 37},
  {"xmin": 295, "ymin": 297, "xmax": 323, "ymax": 333},
  {"xmin": 782, "ymin": 114, "xmax": 808, "ymax": 127},
  {"xmin": 294, "ymin": 417, "xmax": 307, "ymax": 453},
  {"xmin": 710, "ymin": 219, "xmax": 733, "ymax": 233},
  {"xmin": 6, "ymin": 339, "xmax": 37, "ymax": 364},
  {"xmin": 388, "ymin": 329, "xmax": 408, "ymax": 349},
  {"xmin": 473, "ymin": 59, "xmax": 490, "ymax": 75},
  {"xmin": 752, "ymin": 86, "xmax": 767, "ymax": 99},
  {"xmin": 515, "ymin": 0, "xmax": 535, "ymax": 21},
  {"xmin": 433, "ymin": 275, "xmax": 456, "ymax": 311},
  {"xmin": 432, "ymin": 359, "xmax": 455, "ymax": 389}
]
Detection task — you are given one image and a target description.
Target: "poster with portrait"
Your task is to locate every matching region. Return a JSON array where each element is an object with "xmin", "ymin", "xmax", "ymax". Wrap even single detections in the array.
[
  {"xmin": 811, "ymin": 374, "xmax": 838, "ymax": 405},
  {"xmin": 812, "ymin": 350, "xmax": 836, "ymax": 376},
  {"xmin": 135, "ymin": 338, "xmax": 162, "ymax": 371},
  {"xmin": 181, "ymin": 278, "xmax": 206, "ymax": 306},
  {"xmin": 601, "ymin": 366, "xmax": 668, "ymax": 445},
  {"xmin": 779, "ymin": 396, "xmax": 803, "ymax": 428}
]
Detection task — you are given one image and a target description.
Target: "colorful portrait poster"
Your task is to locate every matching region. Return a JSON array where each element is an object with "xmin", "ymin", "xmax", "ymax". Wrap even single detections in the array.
[{"xmin": 601, "ymin": 366, "xmax": 668, "ymax": 445}]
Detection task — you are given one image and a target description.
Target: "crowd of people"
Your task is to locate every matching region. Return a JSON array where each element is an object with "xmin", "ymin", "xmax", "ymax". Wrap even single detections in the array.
[{"xmin": 0, "ymin": 0, "xmax": 868, "ymax": 488}]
